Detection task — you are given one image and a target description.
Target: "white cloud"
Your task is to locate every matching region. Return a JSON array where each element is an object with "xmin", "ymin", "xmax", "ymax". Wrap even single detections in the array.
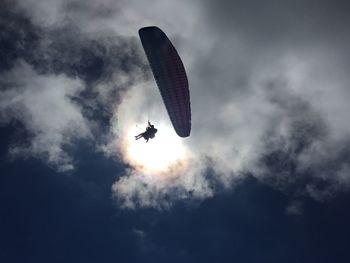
[
  {"xmin": 112, "ymin": 165, "xmax": 213, "ymax": 209},
  {"xmin": 0, "ymin": 61, "xmax": 91, "ymax": 171}
]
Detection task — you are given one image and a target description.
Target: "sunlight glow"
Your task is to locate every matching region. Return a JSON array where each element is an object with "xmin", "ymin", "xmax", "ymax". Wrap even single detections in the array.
[{"xmin": 120, "ymin": 122, "xmax": 190, "ymax": 177}]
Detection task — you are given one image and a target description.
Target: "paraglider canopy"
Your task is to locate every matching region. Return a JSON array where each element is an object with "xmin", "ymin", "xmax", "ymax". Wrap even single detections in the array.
[{"xmin": 139, "ymin": 26, "xmax": 191, "ymax": 137}]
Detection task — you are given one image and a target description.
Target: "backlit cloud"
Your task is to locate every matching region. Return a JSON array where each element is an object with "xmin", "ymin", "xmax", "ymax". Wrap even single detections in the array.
[{"xmin": 2, "ymin": 0, "xmax": 350, "ymax": 208}]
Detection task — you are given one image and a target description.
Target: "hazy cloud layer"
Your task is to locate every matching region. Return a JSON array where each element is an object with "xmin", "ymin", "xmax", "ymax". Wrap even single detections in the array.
[{"xmin": 2, "ymin": 0, "xmax": 350, "ymax": 207}]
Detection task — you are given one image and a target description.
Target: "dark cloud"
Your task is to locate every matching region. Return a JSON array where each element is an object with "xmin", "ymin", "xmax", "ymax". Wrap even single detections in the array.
[
  {"xmin": 255, "ymin": 78, "xmax": 350, "ymax": 200},
  {"xmin": 0, "ymin": 2, "xmax": 39, "ymax": 73},
  {"xmin": 203, "ymin": 0, "xmax": 350, "ymax": 48},
  {"xmin": 0, "ymin": 2, "xmax": 149, "ymax": 88},
  {"xmin": 164, "ymin": 0, "xmax": 350, "ymax": 207},
  {"xmin": 27, "ymin": 26, "xmax": 147, "ymax": 83}
]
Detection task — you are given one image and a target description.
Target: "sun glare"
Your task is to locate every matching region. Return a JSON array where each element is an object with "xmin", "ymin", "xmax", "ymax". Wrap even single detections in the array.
[{"xmin": 121, "ymin": 123, "xmax": 189, "ymax": 176}]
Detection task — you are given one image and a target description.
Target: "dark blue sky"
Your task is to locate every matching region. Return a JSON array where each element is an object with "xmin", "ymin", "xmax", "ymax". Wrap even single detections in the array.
[
  {"xmin": 2, "ymin": 1, "xmax": 350, "ymax": 262},
  {"xmin": 2, "ymin": 125, "xmax": 350, "ymax": 262}
]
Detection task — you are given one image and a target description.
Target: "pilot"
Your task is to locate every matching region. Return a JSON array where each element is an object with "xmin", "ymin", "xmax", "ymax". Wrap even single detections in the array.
[{"xmin": 135, "ymin": 122, "xmax": 158, "ymax": 142}]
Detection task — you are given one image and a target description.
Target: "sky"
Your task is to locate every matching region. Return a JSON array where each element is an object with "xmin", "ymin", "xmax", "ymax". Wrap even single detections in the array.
[{"xmin": 1, "ymin": 0, "xmax": 350, "ymax": 262}]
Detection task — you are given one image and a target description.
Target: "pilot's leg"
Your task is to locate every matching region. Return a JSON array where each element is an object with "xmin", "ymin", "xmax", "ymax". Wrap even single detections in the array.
[{"xmin": 135, "ymin": 133, "xmax": 143, "ymax": 140}]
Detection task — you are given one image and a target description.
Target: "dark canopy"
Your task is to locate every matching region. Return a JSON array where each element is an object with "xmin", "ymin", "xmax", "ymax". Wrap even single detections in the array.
[{"xmin": 139, "ymin": 26, "xmax": 191, "ymax": 137}]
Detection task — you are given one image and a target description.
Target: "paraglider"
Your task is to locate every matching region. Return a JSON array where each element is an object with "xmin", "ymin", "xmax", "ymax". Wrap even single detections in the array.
[
  {"xmin": 135, "ymin": 121, "xmax": 158, "ymax": 143},
  {"xmin": 138, "ymin": 26, "xmax": 191, "ymax": 138}
]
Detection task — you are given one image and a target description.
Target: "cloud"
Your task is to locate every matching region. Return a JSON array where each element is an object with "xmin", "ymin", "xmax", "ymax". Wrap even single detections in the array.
[
  {"xmin": 112, "ymin": 165, "xmax": 213, "ymax": 209},
  {"xmin": 110, "ymin": 0, "xmax": 350, "ymax": 208},
  {"xmin": 0, "ymin": 2, "xmax": 148, "ymax": 171},
  {"xmin": 0, "ymin": 61, "xmax": 91, "ymax": 171},
  {"xmin": 285, "ymin": 200, "xmax": 303, "ymax": 216},
  {"xmin": 2, "ymin": 0, "xmax": 350, "ymax": 207}
]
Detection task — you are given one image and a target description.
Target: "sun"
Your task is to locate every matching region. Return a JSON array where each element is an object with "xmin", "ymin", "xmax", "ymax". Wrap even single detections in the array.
[{"xmin": 120, "ymin": 122, "xmax": 190, "ymax": 176}]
